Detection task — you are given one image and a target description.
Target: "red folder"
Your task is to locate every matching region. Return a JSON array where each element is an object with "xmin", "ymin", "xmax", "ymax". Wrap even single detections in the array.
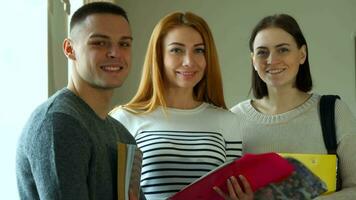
[{"xmin": 170, "ymin": 152, "xmax": 294, "ymax": 200}]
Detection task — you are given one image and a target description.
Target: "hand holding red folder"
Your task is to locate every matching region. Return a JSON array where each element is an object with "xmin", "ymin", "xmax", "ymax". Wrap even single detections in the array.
[{"xmin": 170, "ymin": 153, "xmax": 294, "ymax": 200}]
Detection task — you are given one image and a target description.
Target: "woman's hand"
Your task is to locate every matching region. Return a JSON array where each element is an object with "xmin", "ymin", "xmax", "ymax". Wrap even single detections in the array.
[{"xmin": 213, "ymin": 175, "xmax": 253, "ymax": 200}]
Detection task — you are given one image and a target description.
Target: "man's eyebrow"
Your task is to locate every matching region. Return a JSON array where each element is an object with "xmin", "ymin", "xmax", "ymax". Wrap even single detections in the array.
[
  {"xmin": 121, "ymin": 36, "xmax": 133, "ymax": 41},
  {"xmin": 88, "ymin": 34, "xmax": 133, "ymax": 41},
  {"xmin": 88, "ymin": 33, "xmax": 110, "ymax": 39}
]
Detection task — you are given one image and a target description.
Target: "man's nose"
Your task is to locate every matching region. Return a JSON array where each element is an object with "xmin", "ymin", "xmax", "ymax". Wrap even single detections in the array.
[{"xmin": 107, "ymin": 45, "xmax": 122, "ymax": 58}]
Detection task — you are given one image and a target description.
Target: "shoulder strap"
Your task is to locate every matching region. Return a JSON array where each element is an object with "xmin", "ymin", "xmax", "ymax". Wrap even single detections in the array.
[
  {"xmin": 319, "ymin": 94, "xmax": 341, "ymax": 191},
  {"xmin": 319, "ymin": 95, "xmax": 340, "ymax": 154}
]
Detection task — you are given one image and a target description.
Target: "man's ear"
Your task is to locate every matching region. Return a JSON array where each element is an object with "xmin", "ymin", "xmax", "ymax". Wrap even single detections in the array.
[{"xmin": 63, "ymin": 38, "xmax": 76, "ymax": 60}]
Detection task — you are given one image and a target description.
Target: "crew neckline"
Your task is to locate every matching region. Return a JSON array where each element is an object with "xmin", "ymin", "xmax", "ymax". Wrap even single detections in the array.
[
  {"xmin": 61, "ymin": 88, "xmax": 110, "ymax": 123},
  {"xmin": 242, "ymin": 93, "xmax": 319, "ymax": 124},
  {"xmin": 161, "ymin": 102, "xmax": 209, "ymax": 115}
]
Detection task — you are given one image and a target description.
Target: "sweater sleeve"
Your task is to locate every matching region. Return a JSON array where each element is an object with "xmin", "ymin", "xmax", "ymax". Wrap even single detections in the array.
[
  {"xmin": 223, "ymin": 114, "xmax": 243, "ymax": 161},
  {"xmin": 111, "ymin": 108, "xmax": 136, "ymax": 137},
  {"xmin": 29, "ymin": 113, "xmax": 92, "ymax": 200},
  {"xmin": 315, "ymin": 99, "xmax": 356, "ymax": 199}
]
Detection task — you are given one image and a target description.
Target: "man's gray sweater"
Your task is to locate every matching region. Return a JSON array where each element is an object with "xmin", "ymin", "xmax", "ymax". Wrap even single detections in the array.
[{"xmin": 16, "ymin": 88, "xmax": 136, "ymax": 200}]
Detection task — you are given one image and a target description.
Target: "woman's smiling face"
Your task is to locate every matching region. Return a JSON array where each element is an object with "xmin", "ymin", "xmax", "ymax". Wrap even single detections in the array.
[
  {"xmin": 162, "ymin": 26, "xmax": 206, "ymax": 92},
  {"xmin": 252, "ymin": 27, "xmax": 306, "ymax": 89}
]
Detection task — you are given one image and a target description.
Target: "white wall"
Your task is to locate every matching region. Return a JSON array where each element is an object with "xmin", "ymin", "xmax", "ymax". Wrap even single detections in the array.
[
  {"xmin": 112, "ymin": 0, "xmax": 356, "ymax": 115},
  {"xmin": 0, "ymin": 1, "xmax": 47, "ymax": 199}
]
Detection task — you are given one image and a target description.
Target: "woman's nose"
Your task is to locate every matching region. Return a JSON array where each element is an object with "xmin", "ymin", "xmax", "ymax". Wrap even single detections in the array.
[
  {"xmin": 182, "ymin": 52, "xmax": 194, "ymax": 67},
  {"xmin": 267, "ymin": 52, "xmax": 278, "ymax": 65}
]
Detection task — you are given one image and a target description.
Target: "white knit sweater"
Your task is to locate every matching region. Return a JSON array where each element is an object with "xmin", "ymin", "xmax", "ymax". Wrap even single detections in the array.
[{"xmin": 231, "ymin": 93, "xmax": 356, "ymax": 199}]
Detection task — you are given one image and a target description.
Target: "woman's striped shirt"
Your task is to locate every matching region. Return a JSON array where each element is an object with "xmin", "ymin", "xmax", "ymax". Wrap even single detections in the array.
[{"xmin": 111, "ymin": 103, "xmax": 242, "ymax": 200}]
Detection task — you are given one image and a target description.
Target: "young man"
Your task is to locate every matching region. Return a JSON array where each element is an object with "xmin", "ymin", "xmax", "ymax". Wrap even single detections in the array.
[{"xmin": 16, "ymin": 2, "xmax": 140, "ymax": 199}]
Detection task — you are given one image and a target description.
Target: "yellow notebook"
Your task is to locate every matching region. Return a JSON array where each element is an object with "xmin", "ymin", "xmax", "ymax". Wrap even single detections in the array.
[{"xmin": 279, "ymin": 153, "xmax": 337, "ymax": 194}]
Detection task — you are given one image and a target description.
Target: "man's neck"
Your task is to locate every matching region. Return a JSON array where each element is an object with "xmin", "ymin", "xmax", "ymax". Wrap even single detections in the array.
[{"xmin": 67, "ymin": 80, "xmax": 113, "ymax": 120}]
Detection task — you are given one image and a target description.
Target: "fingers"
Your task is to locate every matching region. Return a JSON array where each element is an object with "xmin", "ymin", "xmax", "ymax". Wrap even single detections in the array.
[
  {"xmin": 213, "ymin": 186, "xmax": 229, "ymax": 199},
  {"xmin": 230, "ymin": 176, "xmax": 243, "ymax": 197},
  {"xmin": 239, "ymin": 175, "xmax": 253, "ymax": 195},
  {"xmin": 236, "ymin": 175, "xmax": 254, "ymax": 200},
  {"xmin": 213, "ymin": 175, "xmax": 254, "ymax": 200}
]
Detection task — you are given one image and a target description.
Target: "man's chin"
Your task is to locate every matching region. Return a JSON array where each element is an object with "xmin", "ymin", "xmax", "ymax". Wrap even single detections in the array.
[{"xmin": 91, "ymin": 82, "xmax": 124, "ymax": 90}]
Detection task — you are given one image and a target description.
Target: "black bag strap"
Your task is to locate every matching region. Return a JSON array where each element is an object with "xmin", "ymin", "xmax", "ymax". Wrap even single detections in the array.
[
  {"xmin": 319, "ymin": 95, "xmax": 342, "ymax": 191},
  {"xmin": 319, "ymin": 95, "xmax": 340, "ymax": 154}
]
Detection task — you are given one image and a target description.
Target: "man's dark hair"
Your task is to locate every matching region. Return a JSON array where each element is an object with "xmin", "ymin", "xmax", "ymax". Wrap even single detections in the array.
[
  {"xmin": 249, "ymin": 14, "xmax": 313, "ymax": 99},
  {"xmin": 70, "ymin": 2, "xmax": 129, "ymax": 31}
]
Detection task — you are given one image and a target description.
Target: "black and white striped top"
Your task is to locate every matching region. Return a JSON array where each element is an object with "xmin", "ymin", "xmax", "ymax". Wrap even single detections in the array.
[{"xmin": 111, "ymin": 103, "xmax": 242, "ymax": 200}]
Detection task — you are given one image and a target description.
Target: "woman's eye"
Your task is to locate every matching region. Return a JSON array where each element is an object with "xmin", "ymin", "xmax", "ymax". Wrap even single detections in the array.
[
  {"xmin": 170, "ymin": 48, "xmax": 183, "ymax": 53},
  {"xmin": 256, "ymin": 50, "xmax": 268, "ymax": 57},
  {"xmin": 278, "ymin": 47, "xmax": 289, "ymax": 53},
  {"xmin": 195, "ymin": 48, "xmax": 205, "ymax": 54}
]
